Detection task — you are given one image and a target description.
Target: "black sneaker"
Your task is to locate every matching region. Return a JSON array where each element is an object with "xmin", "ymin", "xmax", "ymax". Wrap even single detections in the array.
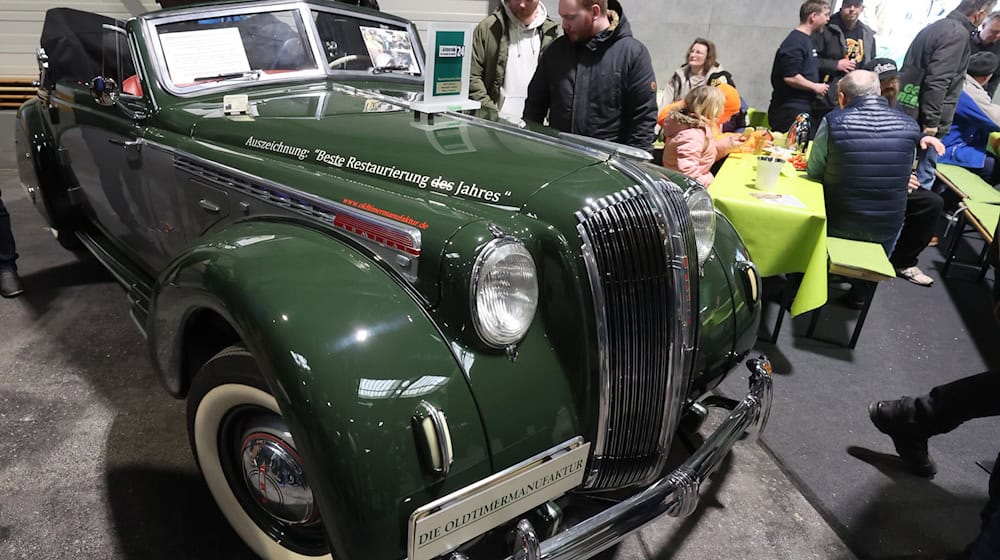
[
  {"xmin": 868, "ymin": 400, "xmax": 937, "ymax": 477},
  {"xmin": 0, "ymin": 269, "xmax": 24, "ymax": 298}
]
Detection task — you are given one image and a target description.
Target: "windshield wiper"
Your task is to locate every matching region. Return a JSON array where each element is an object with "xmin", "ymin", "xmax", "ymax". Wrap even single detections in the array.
[
  {"xmin": 371, "ymin": 64, "xmax": 414, "ymax": 75},
  {"xmin": 192, "ymin": 70, "xmax": 262, "ymax": 83}
]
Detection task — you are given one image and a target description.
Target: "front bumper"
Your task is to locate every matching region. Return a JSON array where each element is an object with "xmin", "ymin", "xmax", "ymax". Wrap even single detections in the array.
[{"xmin": 506, "ymin": 356, "xmax": 773, "ymax": 560}]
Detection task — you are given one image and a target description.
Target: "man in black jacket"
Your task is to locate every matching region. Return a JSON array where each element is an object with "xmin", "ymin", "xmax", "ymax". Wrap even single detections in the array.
[
  {"xmin": 899, "ymin": 0, "xmax": 997, "ymax": 191},
  {"xmin": 523, "ymin": 0, "xmax": 657, "ymax": 152},
  {"xmin": 811, "ymin": 0, "xmax": 876, "ymax": 125}
]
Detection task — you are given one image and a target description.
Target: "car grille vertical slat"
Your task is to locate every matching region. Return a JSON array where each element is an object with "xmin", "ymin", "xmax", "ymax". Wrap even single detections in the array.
[{"xmin": 576, "ymin": 179, "xmax": 693, "ymax": 490}]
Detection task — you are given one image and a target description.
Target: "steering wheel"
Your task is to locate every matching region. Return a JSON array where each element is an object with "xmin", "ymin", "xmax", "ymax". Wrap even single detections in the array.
[{"xmin": 328, "ymin": 54, "xmax": 359, "ymax": 69}]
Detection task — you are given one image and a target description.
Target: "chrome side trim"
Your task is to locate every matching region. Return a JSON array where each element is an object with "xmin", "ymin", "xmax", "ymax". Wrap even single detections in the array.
[
  {"xmin": 500, "ymin": 357, "xmax": 773, "ymax": 560},
  {"xmin": 143, "ymin": 138, "xmax": 422, "ymax": 281}
]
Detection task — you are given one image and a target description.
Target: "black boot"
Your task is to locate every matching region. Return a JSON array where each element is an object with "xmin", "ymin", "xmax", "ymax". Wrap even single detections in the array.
[
  {"xmin": 869, "ymin": 400, "xmax": 937, "ymax": 477},
  {"xmin": 0, "ymin": 269, "xmax": 23, "ymax": 298}
]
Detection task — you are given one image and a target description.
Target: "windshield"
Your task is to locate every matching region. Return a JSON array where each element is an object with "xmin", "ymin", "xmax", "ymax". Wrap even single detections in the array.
[
  {"xmin": 312, "ymin": 10, "xmax": 420, "ymax": 75},
  {"xmin": 152, "ymin": 8, "xmax": 320, "ymax": 89},
  {"xmin": 148, "ymin": 4, "xmax": 422, "ymax": 94}
]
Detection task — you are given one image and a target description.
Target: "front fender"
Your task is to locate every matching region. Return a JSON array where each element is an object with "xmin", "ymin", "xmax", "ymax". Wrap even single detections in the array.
[{"xmin": 149, "ymin": 219, "xmax": 492, "ymax": 560}]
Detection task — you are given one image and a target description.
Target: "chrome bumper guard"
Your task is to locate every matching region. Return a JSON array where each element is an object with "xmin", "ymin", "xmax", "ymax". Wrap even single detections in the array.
[{"xmin": 503, "ymin": 357, "xmax": 773, "ymax": 560}]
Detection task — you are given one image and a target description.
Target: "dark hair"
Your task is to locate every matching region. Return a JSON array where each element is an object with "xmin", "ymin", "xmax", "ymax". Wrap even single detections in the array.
[
  {"xmin": 799, "ymin": 1, "xmax": 830, "ymax": 23},
  {"xmin": 957, "ymin": 0, "xmax": 997, "ymax": 16},
  {"xmin": 579, "ymin": 0, "xmax": 608, "ymax": 11},
  {"xmin": 686, "ymin": 38, "xmax": 718, "ymax": 75}
]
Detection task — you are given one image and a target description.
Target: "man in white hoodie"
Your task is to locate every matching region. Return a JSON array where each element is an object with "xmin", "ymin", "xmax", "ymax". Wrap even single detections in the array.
[{"xmin": 470, "ymin": 0, "xmax": 560, "ymax": 121}]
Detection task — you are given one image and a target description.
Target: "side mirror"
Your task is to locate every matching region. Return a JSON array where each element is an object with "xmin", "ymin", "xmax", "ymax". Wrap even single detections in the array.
[{"xmin": 90, "ymin": 76, "xmax": 119, "ymax": 106}]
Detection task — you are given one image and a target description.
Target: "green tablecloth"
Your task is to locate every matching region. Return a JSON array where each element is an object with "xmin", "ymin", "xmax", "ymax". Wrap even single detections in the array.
[
  {"xmin": 712, "ymin": 153, "xmax": 828, "ymax": 316},
  {"xmin": 937, "ymin": 163, "xmax": 1000, "ymax": 204}
]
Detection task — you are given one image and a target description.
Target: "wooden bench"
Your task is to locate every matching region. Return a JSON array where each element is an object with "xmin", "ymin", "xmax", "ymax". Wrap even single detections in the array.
[
  {"xmin": 805, "ymin": 237, "xmax": 895, "ymax": 349},
  {"xmin": 936, "ymin": 164, "xmax": 1000, "ymax": 278},
  {"xmin": 0, "ymin": 77, "xmax": 34, "ymax": 109}
]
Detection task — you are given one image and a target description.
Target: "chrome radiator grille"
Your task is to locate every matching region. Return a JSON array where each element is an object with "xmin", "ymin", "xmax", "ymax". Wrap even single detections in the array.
[{"xmin": 576, "ymin": 179, "xmax": 696, "ymax": 490}]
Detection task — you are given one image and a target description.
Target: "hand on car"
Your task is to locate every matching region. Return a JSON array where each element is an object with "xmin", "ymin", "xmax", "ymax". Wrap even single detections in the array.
[
  {"xmin": 920, "ymin": 135, "xmax": 945, "ymax": 156},
  {"xmin": 836, "ymin": 59, "xmax": 856, "ymax": 73}
]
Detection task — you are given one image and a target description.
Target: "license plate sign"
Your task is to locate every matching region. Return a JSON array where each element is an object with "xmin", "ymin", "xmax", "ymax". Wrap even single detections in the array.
[{"xmin": 407, "ymin": 439, "xmax": 589, "ymax": 560}]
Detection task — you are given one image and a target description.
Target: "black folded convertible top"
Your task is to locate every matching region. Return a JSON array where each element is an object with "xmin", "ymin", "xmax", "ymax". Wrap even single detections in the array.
[{"xmin": 40, "ymin": 8, "xmax": 134, "ymax": 89}]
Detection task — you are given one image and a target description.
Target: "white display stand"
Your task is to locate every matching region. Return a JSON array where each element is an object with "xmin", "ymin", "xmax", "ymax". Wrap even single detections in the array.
[{"xmin": 411, "ymin": 22, "xmax": 481, "ymax": 118}]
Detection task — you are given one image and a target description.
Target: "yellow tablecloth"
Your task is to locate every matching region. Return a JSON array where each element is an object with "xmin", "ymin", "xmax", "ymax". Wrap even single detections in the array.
[{"xmin": 711, "ymin": 153, "xmax": 828, "ymax": 316}]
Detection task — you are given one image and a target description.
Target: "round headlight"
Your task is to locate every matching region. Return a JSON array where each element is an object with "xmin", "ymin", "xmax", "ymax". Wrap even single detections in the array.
[
  {"xmin": 471, "ymin": 239, "xmax": 539, "ymax": 348},
  {"xmin": 685, "ymin": 187, "xmax": 717, "ymax": 265}
]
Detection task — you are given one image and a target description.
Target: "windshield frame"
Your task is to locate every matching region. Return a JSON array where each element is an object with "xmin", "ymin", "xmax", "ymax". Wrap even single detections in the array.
[
  {"xmin": 143, "ymin": 2, "xmax": 326, "ymax": 97},
  {"xmin": 308, "ymin": 4, "xmax": 425, "ymax": 79},
  {"xmin": 140, "ymin": 0, "xmax": 424, "ymax": 98}
]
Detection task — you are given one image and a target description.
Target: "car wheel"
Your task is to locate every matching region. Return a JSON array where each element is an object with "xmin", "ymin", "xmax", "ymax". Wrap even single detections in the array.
[{"xmin": 187, "ymin": 346, "xmax": 333, "ymax": 559}]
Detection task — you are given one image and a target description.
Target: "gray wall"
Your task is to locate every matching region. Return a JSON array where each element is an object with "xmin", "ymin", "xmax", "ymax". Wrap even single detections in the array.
[{"xmin": 540, "ymin": 0, "xmax": 805, "ymax": 110}]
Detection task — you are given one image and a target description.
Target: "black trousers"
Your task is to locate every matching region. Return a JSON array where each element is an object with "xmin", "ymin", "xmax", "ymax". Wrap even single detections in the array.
[
  {"xmin": 0, "ymin": 189, "xmax": 17, "ymax": 272},
  {"xmin": 904, "ymin": 371, "xmax": 1000, "ymax": 532},
  {"xmin": 890, "ymin": 188, "xmax": 943, "ymax": 269}
]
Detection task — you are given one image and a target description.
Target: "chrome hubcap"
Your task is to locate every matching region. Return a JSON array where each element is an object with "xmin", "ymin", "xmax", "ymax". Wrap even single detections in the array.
[{"xmin": 239, "ymin": 419, "xmax": 317, "ymax": 526}]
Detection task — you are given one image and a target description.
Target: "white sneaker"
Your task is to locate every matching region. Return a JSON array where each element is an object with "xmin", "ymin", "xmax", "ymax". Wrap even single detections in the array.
[{"xmin": 897, "ymin": 266, "xmax": 934, "ymax": 286}]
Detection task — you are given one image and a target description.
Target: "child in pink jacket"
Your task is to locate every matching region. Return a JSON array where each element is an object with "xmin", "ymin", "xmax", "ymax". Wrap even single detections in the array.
[{"xmin": 662, "ymin": 85, "xmax": 741, "ymax": 186}]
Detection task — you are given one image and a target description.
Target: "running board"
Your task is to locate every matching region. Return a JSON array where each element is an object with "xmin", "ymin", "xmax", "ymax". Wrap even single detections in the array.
[{"xmin": 74, "ymin": 229, "xmax": 152, "ymax": 337}]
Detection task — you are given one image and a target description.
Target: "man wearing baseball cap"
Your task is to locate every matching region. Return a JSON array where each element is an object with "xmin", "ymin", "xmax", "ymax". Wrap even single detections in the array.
[
  {"xmin": 863, "ymin": 57, "xmax": 900, "ymax": 107},
  {"xmin": 864, "ymin": 57, "xmax": 945, "ymax": 287}
]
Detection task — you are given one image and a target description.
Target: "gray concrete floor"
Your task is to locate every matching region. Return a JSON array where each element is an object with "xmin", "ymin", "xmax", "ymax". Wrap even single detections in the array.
[{"xmin": 0, "ymin": 111, "xmax": 853, "ymax": 559}]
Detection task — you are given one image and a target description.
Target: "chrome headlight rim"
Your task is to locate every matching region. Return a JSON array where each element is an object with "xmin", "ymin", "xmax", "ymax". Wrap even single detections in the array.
[
  {"xmin": 469, "ymin": 237, "xmax": 539, "ymax": 349},
  {"xmin": 684, "ymin": 186, "xmax": 717, "ymax": 266}
]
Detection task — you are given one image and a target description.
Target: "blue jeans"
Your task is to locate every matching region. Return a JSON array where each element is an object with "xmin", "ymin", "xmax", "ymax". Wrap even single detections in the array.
[
  {"xmin": 0, "ymin": 191, "xmax": 17, "ymax": 272},
  {"xmin": 915, "ymin": 145, "xmax": 939, "ymax": 191}
]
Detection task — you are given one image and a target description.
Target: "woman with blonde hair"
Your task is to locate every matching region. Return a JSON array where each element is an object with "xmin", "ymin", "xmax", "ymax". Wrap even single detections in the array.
[
  {"xmin": 663, "ymin": 38, "xmax": 724, "ymax": 103},
  {"xmin": 662, "ymin": 85, "xmax": 742, "ymax": 186}
]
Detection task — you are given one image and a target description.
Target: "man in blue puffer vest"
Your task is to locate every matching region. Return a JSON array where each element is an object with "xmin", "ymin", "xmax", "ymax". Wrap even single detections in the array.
[
  {"xmin": 807, "ymin": 70, "xmax": 944, "ymax": 258},
  {"xmin": 940, "ymin": 52, "xmax": 1000, "ymax": 183}
]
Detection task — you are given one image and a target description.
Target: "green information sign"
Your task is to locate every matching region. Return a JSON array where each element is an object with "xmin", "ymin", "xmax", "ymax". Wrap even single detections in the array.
[{"xmin": 433, "ymin": 31, "xmax": 465, "ymax": 96}]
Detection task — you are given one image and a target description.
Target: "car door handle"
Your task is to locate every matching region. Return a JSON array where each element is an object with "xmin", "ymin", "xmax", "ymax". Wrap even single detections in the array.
[
  {"xmin": 108, "ymin": 138, "xmax": 143, "ymax": 149},
  {"xmin": 198, "ymin": 199, "xmax": 221, "ymax": 214}
]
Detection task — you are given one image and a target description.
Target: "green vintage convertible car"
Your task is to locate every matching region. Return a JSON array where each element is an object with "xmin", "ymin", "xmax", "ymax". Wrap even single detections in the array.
[{"xmin": 16, "ymin": 2, "xmax": 771, "ymax": 559}]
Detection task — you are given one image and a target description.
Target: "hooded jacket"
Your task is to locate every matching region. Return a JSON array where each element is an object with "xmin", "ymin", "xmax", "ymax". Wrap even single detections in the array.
[
  {"xmin": 811, "ymin": 12, "xmax": 876, "ymax": 111},
  {"xmin": 523, "ymin": 4, "xmax": 658, "ymax": 152},
  {"xmin": 661, "ymin": 108, "xmax": 717, "ymax": 186},
  {"xmin": 807, "ymin": 95, "xmax": 922, "ymax": 253},
  {"xmin": 898, "ymin": 10, "xmax": 977, "ymax": 134},
  {"xmin": 469, "ymin": 4, "xmax": 560, "ymax": 113},
  {"xmin": 663, "ymin": 62, "xmax": 725, "ymax": 104},
  {"xmin": 939, "ymin": 75, "xmax": 1000, "ymax": 169}
]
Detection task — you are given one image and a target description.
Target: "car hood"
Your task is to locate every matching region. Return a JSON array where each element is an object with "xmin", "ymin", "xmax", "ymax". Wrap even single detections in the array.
[{"xmin": 168, "ymin": 84, "xmax": 603, "ymax": 210}]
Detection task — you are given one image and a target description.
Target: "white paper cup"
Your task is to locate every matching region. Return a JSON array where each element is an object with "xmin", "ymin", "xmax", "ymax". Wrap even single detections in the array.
[{"xmin": 755, "ymin": 156, "xmax": 785, "ymax": 191}]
